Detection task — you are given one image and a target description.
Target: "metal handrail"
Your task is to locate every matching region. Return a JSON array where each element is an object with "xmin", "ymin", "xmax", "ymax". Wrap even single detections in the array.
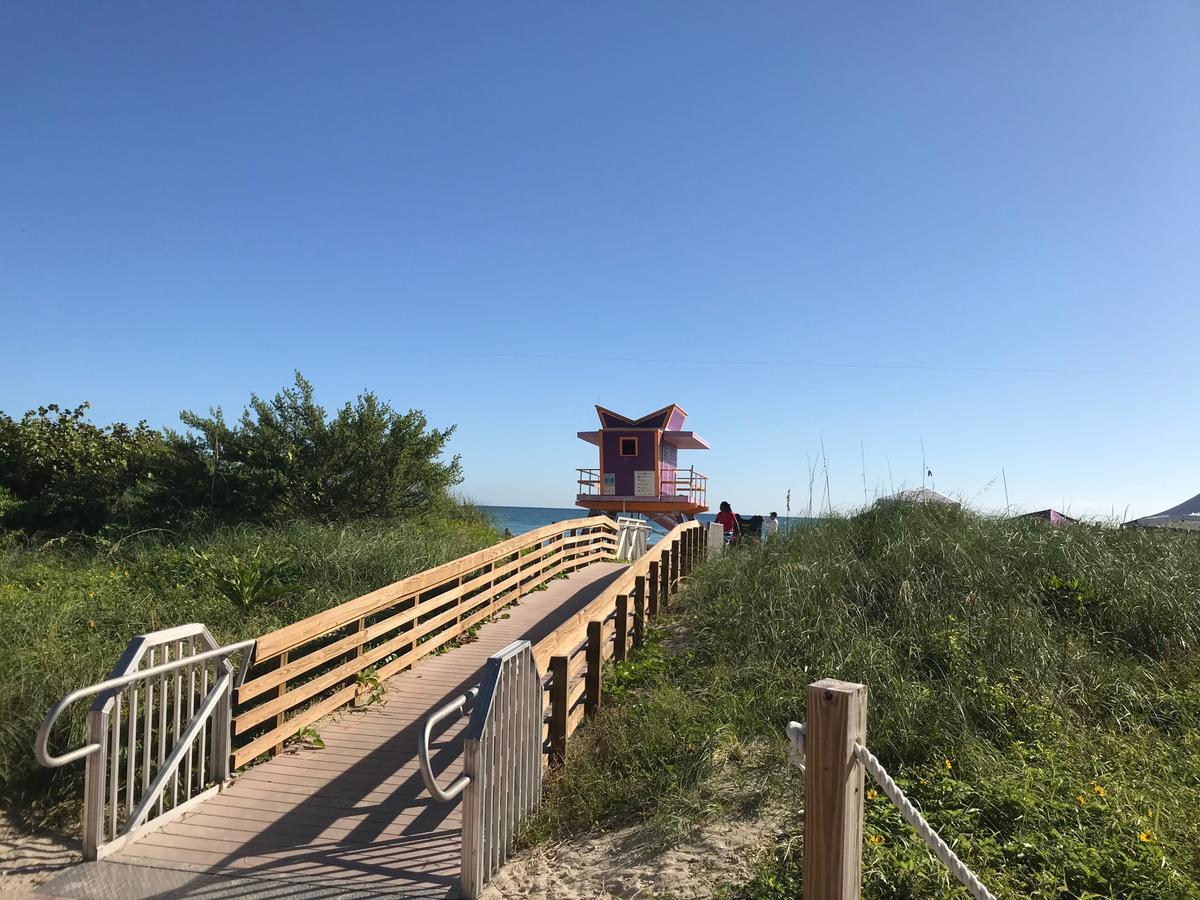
[
  {"xmin": 576, "ymin": 465, "xmax": 708, "ymax": 500},
  {"xmin": 35, "ymin": 639, "xmax": 256, "ymax": 768},
  {"xmin": 418, "ymin": 687, "xmax": 479, "ymax": 802}
]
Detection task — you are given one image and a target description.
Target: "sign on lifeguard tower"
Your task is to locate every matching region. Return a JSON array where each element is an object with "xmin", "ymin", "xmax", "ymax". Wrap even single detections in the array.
[{"xmin": 575, "ymin": 404, "xmax": 709, "ymax": 530}]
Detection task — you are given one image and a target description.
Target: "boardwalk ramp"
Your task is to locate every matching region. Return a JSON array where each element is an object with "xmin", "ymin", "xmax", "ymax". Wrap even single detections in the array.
[{"xmin": 34, "ymin": 519, "xmax": 712, "ymax": 899}]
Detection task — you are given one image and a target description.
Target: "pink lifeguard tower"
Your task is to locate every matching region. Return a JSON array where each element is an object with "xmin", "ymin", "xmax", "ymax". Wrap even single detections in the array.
[{"xmin": 575, "ymin": 404, "xmax": 709, "ymax": 530}]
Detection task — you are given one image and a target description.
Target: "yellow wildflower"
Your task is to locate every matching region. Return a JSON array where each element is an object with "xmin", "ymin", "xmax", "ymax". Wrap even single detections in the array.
[
  {"xmin": 868, "ymin": 834, "xmax": 885, "ymax": 845},
  {"xmin": 944, "ymin": 759, "xmax": 953, "ymax": 771},
  {"xmin": 1076, "ymin": 794, "xmax": 1087, "ymax": 806},
  {"xmin": 1139, "ymin": 831, "xmax": 1155, "ymax": 843},
  {"xmin": 1092, "ymin": 784, "xmax": 1105, "ymax": 798},
  {"xmin": 866, "ymin": 789, "xmax": 879, "ymax": 801}
]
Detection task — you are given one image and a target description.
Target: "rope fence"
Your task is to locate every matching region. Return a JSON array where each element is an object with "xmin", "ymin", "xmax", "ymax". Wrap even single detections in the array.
[{"xmin": 787, "ymin": 680, "xmax": 998, "ymax": 899}]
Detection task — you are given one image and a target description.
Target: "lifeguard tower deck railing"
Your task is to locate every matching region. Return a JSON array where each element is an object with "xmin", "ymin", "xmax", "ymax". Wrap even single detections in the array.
[{"xmin": 576, "ymin": 466, "xmax": 707, "ymax": 509}]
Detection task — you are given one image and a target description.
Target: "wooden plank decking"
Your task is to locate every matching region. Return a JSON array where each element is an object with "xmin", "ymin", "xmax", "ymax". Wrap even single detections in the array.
[{"xmin": 38, "ymin": 562, "xmax": 627, "ymax": 900}]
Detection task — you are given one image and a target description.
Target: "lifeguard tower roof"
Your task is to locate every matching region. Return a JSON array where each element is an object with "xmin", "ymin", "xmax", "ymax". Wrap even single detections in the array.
[
  {"xmin": 577, "ymin": 404, "xmax": 710, "ymax": 450},
  {"xmin": 575, "ymin": 404, "xmax": 709, "ymax": 529}
]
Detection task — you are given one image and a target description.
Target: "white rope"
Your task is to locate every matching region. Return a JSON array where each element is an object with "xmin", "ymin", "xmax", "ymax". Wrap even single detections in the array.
[
  {"xmin": 853, "ymin": 743, "xmax": 997, "ymax": 900},
  {"xmin": 785, "ymin": 721, "xmax": 805, "ymax": 771}
]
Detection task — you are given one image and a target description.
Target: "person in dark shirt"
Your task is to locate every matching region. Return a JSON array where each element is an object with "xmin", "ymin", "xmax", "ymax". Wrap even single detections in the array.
[{"xmin": 715, "ymin": 500, "xmax": 737, "ymax": 545}]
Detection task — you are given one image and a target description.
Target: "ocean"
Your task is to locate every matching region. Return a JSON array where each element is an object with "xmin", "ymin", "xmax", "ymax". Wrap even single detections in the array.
[{"xmin": 479, "ymin": 505, "xmax": 810, "ymax": 541}]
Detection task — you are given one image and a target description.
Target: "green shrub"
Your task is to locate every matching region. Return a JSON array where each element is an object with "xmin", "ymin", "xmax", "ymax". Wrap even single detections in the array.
[
  {"xmin": 0, "ymin": 373, "xmax": 463, "ymax": 535},
  {"xmin": 0, "ymin": 403, "xmax": 168, "ymax": 534}
]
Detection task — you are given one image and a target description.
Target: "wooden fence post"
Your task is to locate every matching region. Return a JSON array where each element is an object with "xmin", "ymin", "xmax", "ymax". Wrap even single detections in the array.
[
  {"xmin": 272, "ymin": 650, "xmax": 289, "ymax": 756},
  {"xmin": 585, "ymin": 621, "xmax": 603, "ymax": 717},
  {"xmin": 670, "ymin": 540, "xmax": 680, "ymax": 593},
  {"xmin": 659, "ymin": 550, "xmax": 670, "ymax": 610},
  {"xmin": 614, "ymin": 595, "xmax": 629, "ymax": 662},
  {"xmin": 549, "ymin": 655, "xmax": 569, "ymax": 764},
  {"xmin": 804, "ymin": 679, "xmax": 868, "ymax": 900},
  {"xmin": 351, "ymin": 618, "xmax": 368, "ymax": 707},
  {"xmin": 648, "ymin": 561, "xmax": 660, "ymax": 616},
  {"xmin": 633, "ymin": 576, "xmax": 646, "ymax": 649}
]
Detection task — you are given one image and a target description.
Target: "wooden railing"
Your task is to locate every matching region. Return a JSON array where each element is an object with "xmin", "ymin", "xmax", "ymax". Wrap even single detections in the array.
[
  {"xmin": 230, "ymin": 517, "xmax": 618, "ymax": 767},
  {"xmin": 534, "ymin": 519, "xmax": 708, "ymax": 762}
]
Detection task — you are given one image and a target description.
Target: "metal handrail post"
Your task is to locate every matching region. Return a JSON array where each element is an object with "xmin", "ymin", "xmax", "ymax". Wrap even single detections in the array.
[{"xmin": 82, "ymin": 707, "xmax": 107, "ymax": 858}]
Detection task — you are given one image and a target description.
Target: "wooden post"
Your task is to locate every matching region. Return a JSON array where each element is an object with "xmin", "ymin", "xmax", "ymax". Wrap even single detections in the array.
[
  {"xmin": 670, "ymin": 539, "xmax": 680, "ymax": 593},
  {"xmin": 648, "ymin": 561, "xmax": 660, "ymax": 616},
  {"xmin": 549, "ymin": 655, "xmax": 570, "ymax": 764},
  {"xmin": 659, "ymin": 550, "xmax": 670, "ymax": 610},
  {"xmin": 585, "ymin": 621, "xmax": 603, "ymax": 717},
  {"xmin": 633, "ymin": 576, "xmax": 646, "ymax": 649},
  {"xmin": 804, "ymin": 679, "xmax": 868, "ymax": 900},
  {"xmin": 614, "ymin": 595, "xmax": 629, "ymax": 662},
  {"xmin": 351, "ymin": 618, "xmax": 367, "ymax": 707},
  {"xmin": 271, "ymin": 650, "xmax": 289, "ymax": 756}
]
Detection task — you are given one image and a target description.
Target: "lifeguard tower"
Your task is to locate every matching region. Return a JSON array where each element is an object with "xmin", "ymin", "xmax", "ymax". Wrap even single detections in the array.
[{"xmin": 575, "ymin": 404, "xmax": 709, "ymax": 530}]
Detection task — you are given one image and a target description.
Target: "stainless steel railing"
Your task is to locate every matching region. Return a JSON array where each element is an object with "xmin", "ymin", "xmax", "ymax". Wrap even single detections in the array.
[
  {"xmin": 34, "ymin": 624, "xmax": 255, "ymax": 860},
  {"xmin": 419, "ymin": 687, "xmax": 479, "ymax": 802},
  {"xmin": 419, "ymin": 639, "xmax": 544, "ymax": 899}
]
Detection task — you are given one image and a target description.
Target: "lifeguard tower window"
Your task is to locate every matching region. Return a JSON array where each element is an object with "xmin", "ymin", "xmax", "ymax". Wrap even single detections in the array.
[{"xmin": 620, "ymin": 437, "xmax": 638, "ymax": 456}]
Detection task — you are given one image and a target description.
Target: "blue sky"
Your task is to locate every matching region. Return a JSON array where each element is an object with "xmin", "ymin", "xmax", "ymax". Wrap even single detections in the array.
[{"xmin": 2, "ymin": 3, "xmax": 1197, "ymax": 519}]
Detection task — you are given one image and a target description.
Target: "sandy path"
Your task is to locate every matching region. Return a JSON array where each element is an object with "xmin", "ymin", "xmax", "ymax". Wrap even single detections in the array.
[
  {"xmin": 481, "ymin": 815, "xmax": 777, "ymax": 900},
  {"xmin": 0, "ymin": 813, "xmax": 79, "ymax": 897}
]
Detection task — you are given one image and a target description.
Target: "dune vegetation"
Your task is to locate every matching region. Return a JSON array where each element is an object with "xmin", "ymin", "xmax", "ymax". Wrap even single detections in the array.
[
  {"xmin": 0, "ymin": 376, "xmax": 497, "ymax": 832},
  {"xmin": 532, "ymin": 504, "xmax": 1200, "ymax": 898}
]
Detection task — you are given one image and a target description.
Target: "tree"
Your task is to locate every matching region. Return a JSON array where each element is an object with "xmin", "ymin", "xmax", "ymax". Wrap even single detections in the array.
[{"xmin": 178, "ymin": 372, "xmax": 462, "ymax": 522}]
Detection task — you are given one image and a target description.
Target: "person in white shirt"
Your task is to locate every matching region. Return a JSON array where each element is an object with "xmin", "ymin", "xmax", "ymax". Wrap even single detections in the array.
[{"xmin": 765, "ymin": 511, "xmax": 779, "ymax": 538}]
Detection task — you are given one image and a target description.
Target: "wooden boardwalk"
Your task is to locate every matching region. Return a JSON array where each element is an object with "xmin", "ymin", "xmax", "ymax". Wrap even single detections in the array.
[{"xmin": 39, "ymin": 562, "xmax": 627, "ymax": 900}]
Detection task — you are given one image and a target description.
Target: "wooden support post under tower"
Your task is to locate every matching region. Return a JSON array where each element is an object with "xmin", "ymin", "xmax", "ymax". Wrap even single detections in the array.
[{"xmin": 804, "ymin": 679, "xmax": 869, "ymax": 900}]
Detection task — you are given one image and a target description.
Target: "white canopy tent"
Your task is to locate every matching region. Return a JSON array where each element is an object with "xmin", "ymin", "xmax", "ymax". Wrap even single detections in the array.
[
  {"xmin": 884, "ymin": 487, "xmax": 961, "ymax": 509},
  {"xmin": 1126, "ymin": 492, "xmax": 1200, "ymax": 531}
]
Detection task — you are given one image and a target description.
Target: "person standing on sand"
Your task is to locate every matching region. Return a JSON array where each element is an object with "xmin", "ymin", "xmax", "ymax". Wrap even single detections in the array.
[
  {"xmin": 715, "ymin": 500, "xmax": 737, "ymax": 545},
  {"xmin": 765, "ymin": 511, "xmax": 779, "ymax": 538}
]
